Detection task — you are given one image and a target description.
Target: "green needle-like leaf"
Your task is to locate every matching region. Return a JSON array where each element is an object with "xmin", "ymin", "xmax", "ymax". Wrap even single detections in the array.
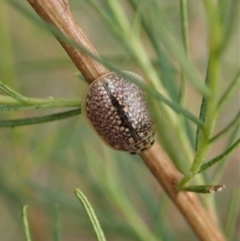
[
  {"xmin": 217, "ymin": 70, "xmax": 240, "ymax": 110},
  {"xmin": 210, "ymin": 111, "xmax": 240, "ymax": 142},
  {"xmin": 22, "ymin": 205, "xmax": 32, "ymax": 241},
  {"xmin": 75, "ymin": 189, "xmax": 106, "ymax": 241},
  {"xmin": 198, "ymin": 138, "xmax": 240, "ymax": 173},
  {"xmin": 0, "ymin": 95, "xmax": 81, "ymax": 111},
  {"xmin": 0, "ymin": 108, "xmax": 81, "ymax": 127},
  {"xmin": 0, "ymin": 81, "xmax": 28, "ymax": 102},
  {"xmin": 182, "ymin": 184, "xmax": 225, "ymax": 194}
]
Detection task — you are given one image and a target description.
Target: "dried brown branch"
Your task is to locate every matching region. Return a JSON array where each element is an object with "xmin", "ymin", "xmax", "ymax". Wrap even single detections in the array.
[{"xmin": 26, "ymin": 0, "xmax": 226, "ymax": 240}]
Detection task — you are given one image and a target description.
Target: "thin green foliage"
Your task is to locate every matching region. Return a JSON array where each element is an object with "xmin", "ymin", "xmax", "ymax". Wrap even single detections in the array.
[
  {"xmin": 0, "ymin": 81, "xmax": 28, "ymax": 102},
  {"xmin": 0, "ymin": 108, "xmax": 81, "ymax": 127},
  {"xmin": 1, "ymin": 0, "xmax": 239, "ymax": 240},
  {"xmin": 0, "ymin": 95, "xmax": 80, "ymax": 111},
  {"xmin": 53, "ymin": 204, "xmax": 61, "ymax": 241},
  {"xmin": 7, "ymin": 2, "xmax": 204, "ymax": 131},
  {"xmin": 9, "ymin": 0, "xmax": 239, "ymax": 184},
  {"xmin": 210, "ymin": 111, "xmax": 240, "ymax": 143},
  {"xmin": 178, "ymin": 0, "xmax": 196, "ymax": 151},
  {"xmin": 178, "ymin": 1, "xmax": 230, "ymax": 187},
  {"xmin": 224, "ymin": 191, "xmax": 240, "ymax": 240},
  {"xmin": 195, "ymin": 64, "xmax": 210, "ymax": 152},
  {"xmin": 220, "ymin": 0, "xmax": 239, "ymax": 53},
  {"xmin": 128, "ymin": 0, "xmax": 179, "ymax": 101},
  {"xmin": 100, "ymin": 150, "xmax": 160, "ymax": 241},
  {"xmin": 75, "ymin": 189, "xmax": 107, "ymax": 241},
  {"xmin": 212, "ymin": 125, "xmax": 240, "ymax": 184},
  {"xmin": 22, "ymin": 205, "xmax": 32, "ymax": 241},
  {"xmin": 217, "ymin": 70, "xmax": 240, "ymax": 110},
  {"xmin": 147, "ymin": 2, "xmax": 209, "ymax": 97},
  {"xmin": 182, "ymin": 184, "xmax": 225, "ymax": 194},
  {"xmin": 198, "ymin": 138, "xmax": 240, "ymax": 173},
  {"xmin": 179, "ymin": 0, "xmax": 189, "ymax": 103},
  {"xmin": 87, "ymin": 0, "xmax": 200, "ymax": 167},
  {"xmin": 0, "ymin": 81, "xmax": 80, "ymax": 111}
]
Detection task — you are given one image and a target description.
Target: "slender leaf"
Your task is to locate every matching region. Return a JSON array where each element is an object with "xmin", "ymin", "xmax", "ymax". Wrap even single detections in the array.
[
  {"xmin": 179, "ymin": 0, "xmax": 189, "ymax": 103},
  {"xmin": 0, "ymin": 108, "xmax": 81, "ymax": 127},
  {"xmin": 182, "ymin": 184, "xmax": 225, "ymax": 193},
  {"xmin": 128, "ymin": 0, "xmax": 178, "ymax": 102},
  {"xmin": 0, "ymin": 81, "xmax": 28, "ymax": 102},
  {"xmin": 75, "ymin": 189, "xmax": 106, "ymax": 241},
  {"xmin": 0, "ymin": 95, "xmax": 80, "ymax": 111},
  {"xmin": 217, "ymin": 70, "xmax": 240, "ymax": 110},
  {"xmin": 220, "ymin": 0, "xmax": 239, "ymax": 52},
  {"xmin": 212, "ymin": 123, "xmax": 240, "ymax": 183},
  {"xmin": 22, "ymin": 205, "xmax": 32, "ymax": 241},
  {"xmin": 147, "ymin": 3, "xmax": 210, "ymax": 97},
  {"xmin": 210, "ymin": 111, "xmax": 240, "ymax": 142},
  {"xmin": 198, "ymin": 138, "xmax": 240, "ymax": 173}
]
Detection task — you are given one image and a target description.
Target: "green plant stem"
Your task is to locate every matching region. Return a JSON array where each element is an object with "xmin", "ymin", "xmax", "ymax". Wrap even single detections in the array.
[
  {"xmin": 179, "ymin": 56, "xmax": 221, "ymax": 186},
  {"xmin": 0, "ymin": 95, "xmax": 80, "ymax": 110},
  {"xmin": 180, "ymin": 0, "xmax": 224, "ymax": 186}
]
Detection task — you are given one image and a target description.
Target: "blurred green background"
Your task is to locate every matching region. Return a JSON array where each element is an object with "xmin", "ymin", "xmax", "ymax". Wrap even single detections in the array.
[{"xmin": 0, "ymin": 0, "xmax": 239, "ymax": 240}]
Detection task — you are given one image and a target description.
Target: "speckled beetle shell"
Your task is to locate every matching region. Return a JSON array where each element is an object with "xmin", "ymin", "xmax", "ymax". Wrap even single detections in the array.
[{"xmin": 82, "ymin": 72, "xmax": 155, "ymax": 154}]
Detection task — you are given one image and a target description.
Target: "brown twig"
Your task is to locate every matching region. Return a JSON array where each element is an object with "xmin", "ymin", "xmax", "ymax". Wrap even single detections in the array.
[
  {"xmin": 27, "ymin": 0, "xmax": 108, "ymax": 83},
  {"xmin": 26, "ymin": 0, "xmax": 226, "ymax": 240},
  {"xmin": 140, "ymin": 142, "xmax": 226, "ymax": 241}
]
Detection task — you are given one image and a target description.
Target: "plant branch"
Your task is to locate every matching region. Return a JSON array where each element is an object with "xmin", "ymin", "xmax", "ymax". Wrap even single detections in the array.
[
  {"xmin": 140, "ymin": 143, "xmax": 226, "ymax": 241},
  {"xmin": 26, "ymin": 1, "xmax": 226, "ymax": 240},
  {"xmin": 0, "ymin": 95, "xmax": 80, "ymax": 111},
  {"xmin": 27, "ymin": 0, "xmax": 108, "ymax": 84}
]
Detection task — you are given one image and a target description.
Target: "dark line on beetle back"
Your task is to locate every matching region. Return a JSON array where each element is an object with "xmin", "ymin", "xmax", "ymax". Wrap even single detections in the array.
[{"xmin": 102, "ymin": 82, "xmax": 140, "ymax": 142}]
